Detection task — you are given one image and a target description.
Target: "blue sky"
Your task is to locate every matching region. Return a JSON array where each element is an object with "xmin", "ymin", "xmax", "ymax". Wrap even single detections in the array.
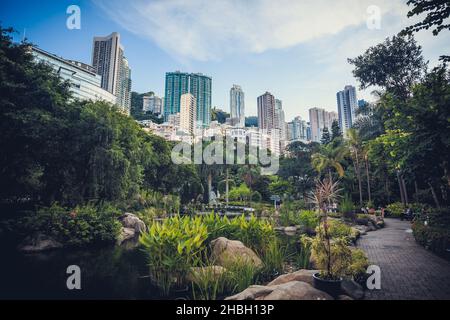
[{"xmin": 1, "ymin": 0, "xmax": 449, "ymax": 120}]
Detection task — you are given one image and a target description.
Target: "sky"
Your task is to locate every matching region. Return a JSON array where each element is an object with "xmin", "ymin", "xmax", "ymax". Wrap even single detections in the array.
[{"xmin": 1, "ymin": 0, "xmax": 449, "ymax": 121}]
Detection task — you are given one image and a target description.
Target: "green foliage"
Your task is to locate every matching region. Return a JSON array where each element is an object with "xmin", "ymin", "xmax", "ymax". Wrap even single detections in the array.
[
  {"xmin": 20, "ymin": 203, "xmax": 122, "ymax": 246},
  {"xmin": 229, "ymin": 183, "xmax": 252, "ymax": 202},
  {"xmin": 412, "ymin": 208, "xmax": 450, "ymax": 259},
  {"xmin": 260, "ymin": 237, "xmax": 287, "ymax": 278},
  {"xmin": 321, "ymin": 127, "xmax": 331, "ymax": 145},
  {"xmin": 326, "ymin": 219, "xmax": 353, "ymax": 240},
  {"xmin": 139, "ymin": 215, "xmax": 209, "ymax": 295},
  {"xmin": 340, "ymin": 195, "xmax": 356, "ymax": 220},
  {"xmin": 349, "ymin": 249, "xmax": 370, "ymax": 278},
  {"xmin": 225, "ymin": 259, "xmax": 259, "ymax": 293},
  {"xmin": 279, "ymin": 207, "xmax": 319, "ymax": 230},
  {"xmin": 386, "ymin": 202, "xmax": 405, "ymax": 217}
]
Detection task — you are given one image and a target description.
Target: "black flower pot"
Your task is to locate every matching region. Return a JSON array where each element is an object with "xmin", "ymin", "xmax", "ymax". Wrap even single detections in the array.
[{"xmin": 312, "ymin": 273, "xmax": 342, "ymax": 297}]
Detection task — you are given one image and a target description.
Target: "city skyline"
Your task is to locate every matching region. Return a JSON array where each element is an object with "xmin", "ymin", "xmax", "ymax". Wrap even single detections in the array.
[{"xmin": 2, "ymin": 0, "xmax": 449, "ymax": 121}]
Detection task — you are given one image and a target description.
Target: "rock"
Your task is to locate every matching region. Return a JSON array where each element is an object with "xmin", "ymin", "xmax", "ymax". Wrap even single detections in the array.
[
  {"xmin": 268, "ymin": 269, "xmax": 318, "ymax": 287},
  {"xmin": 354, "ymin": 225, "xmax": 368, "ymax": 235},
  {"xmin": 120, "ymin": 213, "xmax": 147, "ymax": 234},
  {"xmin": 284, "ymin": 226, "xmax": 297, "ymax": 235},
  {"xmin": 187, "ymin": 266, "xmax": 227, "ymax": 283},
  {"xmin": 210, "ymin": 237, "xmax": 263, "ymax": 269},
  {"xmin": 18, "ymin": 234, "xmax": 63, "ymax": 253},
  {"xmin": 226, "ymin": 281, "xmax": 333, "ymax": 301},
  {"xmin": 341, "ymin": 279, "xmax": 365, "ymax": 300},
  {"xmin": 338, "ymin": 295, "xmax": 354, "ymax": 300},
  {"xmin": 117, "ymin": 227, "xmax": 136, "ymax": 245}
]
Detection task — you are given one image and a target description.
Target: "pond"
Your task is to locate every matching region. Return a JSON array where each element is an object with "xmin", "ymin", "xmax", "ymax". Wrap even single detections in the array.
[{"xmin": 0, "ymin": 231, "xmax": 304, "ymax": 300}]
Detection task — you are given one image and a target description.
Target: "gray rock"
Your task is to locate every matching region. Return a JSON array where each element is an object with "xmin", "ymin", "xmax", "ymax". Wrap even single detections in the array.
[
  {"xmin": 18, "ymin": 234, "xmax": 63, "ymax": 253},
  {"xmin": 268, "ymin": 269, "xmax": 318, "ymax": 287},
  {"xmin": 226, "ymin": 281, "xmax": 333, "ymax": 300},
  {"xmin": 338, "ymin": 295, "xmax": 354, "ymax": 300},
  {"xmin": 210, "ymin": 237, "xmax": 263, "ymax": 269},
  {"xmin": 341, "ymin": 279, "xmax": 365, "ymax": 300},
  {"xmin": 120, "ymin": 213, "xmax": 147, "ymax": 234},
  {"xmin": 117, "ymin": 227, "xmax": 136, "ymax": 245}
]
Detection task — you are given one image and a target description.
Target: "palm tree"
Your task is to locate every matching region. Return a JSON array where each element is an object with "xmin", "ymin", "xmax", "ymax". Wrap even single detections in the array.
[
  {"xmin": 362, "ymin": 143, "xmax": 372, "ymax": 204},
  {"xmin": 346, "ymin": 128, "xmax": 363, "ymax": 206},
  {"xmin": 311, "ymin": 143, "xmax": 346, "ymax": 181}
]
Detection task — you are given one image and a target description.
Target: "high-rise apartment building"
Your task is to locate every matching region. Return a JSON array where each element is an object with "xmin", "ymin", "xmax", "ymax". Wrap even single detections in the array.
[
  {"xmin": 92, "ymin": 32, "xmax": 131, "ymax": 114},
  {"xmin": 164, "ymin": 72, "xmax": 212, "ymax": 127},
  {"xmin": 257, "ymin": 92, "xmax": 276, "ymax": 130},
  {"xmin": 337, "ymin": 85, "xmax": 358, "ymax": 135},
  {"xmin": 287, "ymin": 116, "xmax": 309, "ymax": 142},
  {"xmin": 230, "ymin": 85, "xmax": 245, "ymax": 127},
  {"xmin": 309, "ymin": 108, "xmax": 338, "ymax": 142},
  {"xmin": 274, "ymin": 99, "xmax": 287, "ymax": 142},
  {"xmin": 180, "ymin": 93, "xmax": 197, "ymax": 134},
  {"xmin": 143, "ymin": 93, "xmax": 163, "ymax": 115}
]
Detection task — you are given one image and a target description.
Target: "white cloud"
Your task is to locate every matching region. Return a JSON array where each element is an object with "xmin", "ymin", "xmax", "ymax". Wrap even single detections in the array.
[{"xmin": 94, "ymin": 0, "xmax": 406, "ymax": 61}]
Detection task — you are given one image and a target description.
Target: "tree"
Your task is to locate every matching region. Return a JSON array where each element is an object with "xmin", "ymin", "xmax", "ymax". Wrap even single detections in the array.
[
  {"xmin": 402, "ymin": 0, "xmax": 450, "ymax": 62},
  {"xmin": 279, "ymin": 142, "xmax": 319, "ymax": 198},
  {"xmin": 321, "ymin": 127, "xmax": 331, "ymax": 145},
  {"xmin": 348, "ymin": 35, "xmax": 427, "ymax": 99},
  {"xmin": 346, "ymin": 129, "xmax": 364, "ymax": 206},
  {"xmin": 311, "ymin": 143, "xmax": 347, "ymax": 181},
  {"xmin": 331, "ymin": 120, "xmax": 342, "ymax": 141},
  {"xmin": 229, "ymin": 183, "xmax": 252, "ymax": 202}
]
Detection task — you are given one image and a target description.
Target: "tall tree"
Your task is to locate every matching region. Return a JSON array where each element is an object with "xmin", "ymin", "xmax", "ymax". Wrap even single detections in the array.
[
  {"xmin": 321, "ymin": 127, "xmax": 331, "ymax": 145},
  {"xmin": 346, "ymin": 129, "xmax": 364, "ymax": 206},
  {"xmin": 348, "ymin": 35, "xmax": 427, "ymax": 100},
  {"xmin": 331, "ymin": 120, "xmax": 342, "ymax": 141}
]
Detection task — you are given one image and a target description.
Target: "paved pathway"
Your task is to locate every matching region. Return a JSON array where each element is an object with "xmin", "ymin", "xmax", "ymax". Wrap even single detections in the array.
[{"xmin": 358, "ymin": 218, "xmax": 450, "ymax": 300}]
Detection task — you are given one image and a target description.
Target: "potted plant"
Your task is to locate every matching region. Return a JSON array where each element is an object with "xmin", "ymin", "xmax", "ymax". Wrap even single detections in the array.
[{"xmin": 307, "ymin": 178, "xmax": 352, "ymax": 297}]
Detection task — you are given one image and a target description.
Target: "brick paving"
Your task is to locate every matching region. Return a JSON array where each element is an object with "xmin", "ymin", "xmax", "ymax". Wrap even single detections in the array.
[{"xmin": 357, "ymin": 218, "xmax": 450, "ymax": 300}]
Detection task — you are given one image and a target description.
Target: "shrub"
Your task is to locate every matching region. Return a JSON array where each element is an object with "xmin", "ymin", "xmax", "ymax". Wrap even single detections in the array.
[
  {"xmin": 349, "ymin": 248, "xmax": 370, "ymax": 278},
  {"xmin": 386, "ymin": 202, "xmax": 404, "ymax": 217},
  {"xmin": 21, "ymin": 203, "xmax": 122, "ymax": 246},
  {"xmin": 356, "ymin": 214, "xmax": 371, "ymax": 226},
  {"xmin": 279, "ymin": 209, "xmax": 319, "ymax": 230},
  {"xmin": 340, "ymin": 195, "xmax": 355, "ymax": 221},
  {"xmin": 326, "ymin": 219, "xmax": 352, "ymax": 239},
  {"xmin": 412, "ymin": 208, "xmax": 450, "ymax": 259}
]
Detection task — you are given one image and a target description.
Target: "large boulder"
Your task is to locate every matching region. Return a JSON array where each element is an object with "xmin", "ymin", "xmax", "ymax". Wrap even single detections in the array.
[
  {"xmin": 18, "ymin": 233, "xmax": 63, "ymax": 253},
  {"xmin": 210, "ymin": 237, "xmax": 263, "ymax": 268},
  {"xmin": 226, "ymin": 281, "xmax": 333, "ymax": 300},
  {"xmin": 120, "ymin": 213, "xmax": 147, "ymax": 234},
  {"xmin": 267, "ymin": 269, "xmax": 318, "ymax": 286}
]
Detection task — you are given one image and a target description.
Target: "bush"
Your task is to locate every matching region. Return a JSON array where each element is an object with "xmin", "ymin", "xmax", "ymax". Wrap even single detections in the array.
[
  {"xmin": 326, "ymin": 219, "xmax": 353, "ymax": 239},
  {"xmin": 279, "ymin": 209, "xmax": 319, "ymax": 230},
  {"xmin": 20, "ymin": 203, "xmax": 122, "ymax": 246},
  {"xmin": 412, "ymin": 208, "xmax": 450, "ymax": 259},
  {"xmin": 386, "ymin": 202, "xmax": 404, "ymax": 217},
  {"xmin": 340, "ymin": 195, "xmax": 356, "ymax": 221},
  {"xmin": 356, "ymin": 214, "xmax": 371, "ymax": 226}
]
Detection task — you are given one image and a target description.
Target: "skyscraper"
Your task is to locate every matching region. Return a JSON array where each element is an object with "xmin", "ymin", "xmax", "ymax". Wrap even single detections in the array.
[
  {"xmin": 164, "ymin": 72, "xmax": 212, "ymax": 127},
  {"xmin": 143, "ymin": 93, "xmax": 163, "ymax": 115},
  {"xmin": 309, "ymin": 108, "xmax": 338, "ymax": 142},
  {"xmin": 257, "ymin": 92, "xmax": 276, "ymax": 130},
  {"xmin": 180, "ymin": 93, "xmax": 197, "ymax": 134},
  {"xmin": 337, "ymin": 85, "xmax": 358, "ymax": 135},
  {"xmin": 274, "ymin": 99, "xmax": 287, "ymax": 142},
  {"xmin": 230, "ymin": 85, "xmax": 245, "ymax": 127},
  {"xmin": 287, "ymin": 116, "xmax": 309, "ymax": 142},
  {"xmin": 92, "ymin": 32, "xmax": 131, "ymax": 114}
]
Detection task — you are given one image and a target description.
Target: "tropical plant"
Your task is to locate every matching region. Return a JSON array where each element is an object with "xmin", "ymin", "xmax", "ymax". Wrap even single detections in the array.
[
  {"xmin": 139, "ymin": 216, "xmax": 209, "ymax": 296},
  {"xmin": 311, "ymin": 143, "xmax": 347, "ymax": 181}
]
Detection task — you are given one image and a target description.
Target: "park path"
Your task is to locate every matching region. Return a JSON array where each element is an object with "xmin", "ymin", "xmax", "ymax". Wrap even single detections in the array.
[{"xmin": 357, "ymin": 218, "xmax": 450, "ymax": 300}]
